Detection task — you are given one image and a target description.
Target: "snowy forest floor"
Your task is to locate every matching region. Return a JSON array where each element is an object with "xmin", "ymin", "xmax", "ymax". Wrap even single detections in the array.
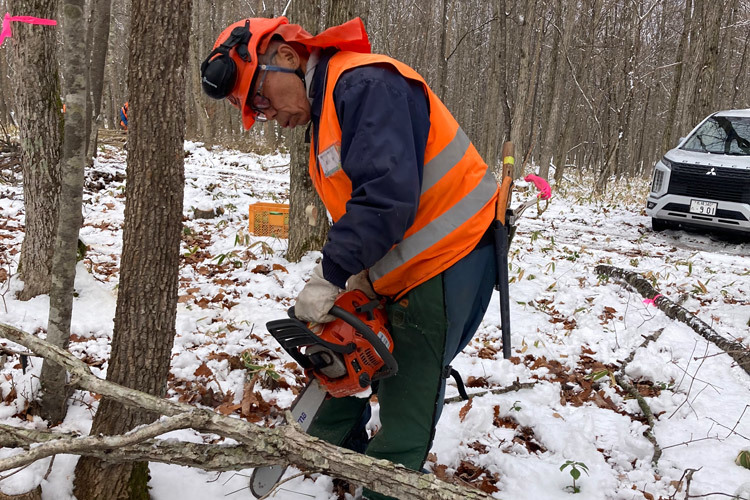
[{"xmin": 1, "ymin": 141, "xmax": 749, "ymax": 500}]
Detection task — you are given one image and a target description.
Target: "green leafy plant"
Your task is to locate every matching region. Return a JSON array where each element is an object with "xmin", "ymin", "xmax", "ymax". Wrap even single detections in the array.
[
  {"xmin": 736, "ymin": 450, "xmax": 750, "ymax": 470},
  {"xmin": 585, "ymin": 369, "xmax": 609, "ymax": 382},
  {"xmin": 184, "ymin": 245, "xmax": 200, "ymax": 257},
  {"xmin": 242, "ymin": 352, "xmax": 281, "ymax": 390},
  {"xmin": 560, "ymin": 460, "xmax": 589, "ymax": 493},
  {"xmin": 213, "ymin": 250, "xmax": 242, "ymax": 268},
  {"xmin": 510, "ymin": 400, "xmax": 522, "ymax": 412}
]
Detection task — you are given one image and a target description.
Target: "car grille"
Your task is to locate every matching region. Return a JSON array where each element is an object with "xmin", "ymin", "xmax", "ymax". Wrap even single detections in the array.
[{"xmin": 667, "ymin": 163, "xmax": 750, "ymax": 203}]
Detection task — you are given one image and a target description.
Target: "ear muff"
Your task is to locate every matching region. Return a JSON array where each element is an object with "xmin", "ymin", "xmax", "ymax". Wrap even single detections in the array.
[{"xmin": 201, "ymin": 21, "xmax": 253, "ymax": 100}]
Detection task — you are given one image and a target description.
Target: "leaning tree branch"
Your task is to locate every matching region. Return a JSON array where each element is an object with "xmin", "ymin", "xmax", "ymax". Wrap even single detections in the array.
[
  {"xmin": 0, "ymin": 322, "xmax": 492, "ymax": 500},
  {"xmin": 0, "ymin": 425, "xmax": 277, "ymax": 471},
  {"xmin": 595, "ymin": 265, "xmax": 750, "ymax": 376},
  {"xmin": 0, "ymin": 413, "xmax": 208, "ymax": 471}
]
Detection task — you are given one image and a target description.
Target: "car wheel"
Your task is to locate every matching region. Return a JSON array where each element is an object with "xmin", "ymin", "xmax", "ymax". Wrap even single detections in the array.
[{"xmin": 651, "ymin": 217, "xmax": 671, "ymax": 231}]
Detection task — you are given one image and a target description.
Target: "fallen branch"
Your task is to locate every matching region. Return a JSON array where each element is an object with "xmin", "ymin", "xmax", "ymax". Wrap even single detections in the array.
[
  {"xmin": 595, "ymin": 265, "xmax": 750, "ymax": 376},
  {"xmin": 0, "ymin": 322, "xmax": 492, "ymax": 500},
  {"xmin": 444, "ymin": 380, "xmax": 537, "ymax": 404},
  {"xmin": 613, "ymin": 328, "xmax": 664, "ymax": 467}
]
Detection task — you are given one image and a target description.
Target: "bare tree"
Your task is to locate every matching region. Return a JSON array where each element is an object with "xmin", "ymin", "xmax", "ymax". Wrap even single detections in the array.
[
  {"xmin": 286, "ymin": 1, "xmax": 331, "ymax": 263},
  {"xmin": 84, "ymin": 0, "xmax": 114, "ymax": 164},
  {"xmin": 11, "ymin": 0, "xmax": 62, "ymax": 300},
  {"xmin": 38, "ymin": 0, "xmax": 88, "ymax": 426},
  {"xmin": 73, "ymin": 0, "xmax": 192, "ymax": 497}
]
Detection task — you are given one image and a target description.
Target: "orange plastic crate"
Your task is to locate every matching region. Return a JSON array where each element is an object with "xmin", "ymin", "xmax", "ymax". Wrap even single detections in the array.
[{"xmin": 249, "ymin": 202, "xmax": 290, "ymax": 238}]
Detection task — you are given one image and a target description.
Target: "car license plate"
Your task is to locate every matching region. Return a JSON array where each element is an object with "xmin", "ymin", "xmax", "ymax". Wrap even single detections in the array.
[{"xmin": 689, "ymin": 199, "xmax": 718, "ymax": 216}]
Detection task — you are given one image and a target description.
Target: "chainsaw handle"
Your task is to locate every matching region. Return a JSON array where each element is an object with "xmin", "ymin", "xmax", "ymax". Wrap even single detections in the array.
[{"xmin": 329, "ymin": 305, "xmax": 398, "ymax": 380}]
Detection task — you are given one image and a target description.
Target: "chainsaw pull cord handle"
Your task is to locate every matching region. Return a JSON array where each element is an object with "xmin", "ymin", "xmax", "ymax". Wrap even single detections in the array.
[{"xmin": 328, "ymin": 305, "xmax": 399, "ymax": 380}]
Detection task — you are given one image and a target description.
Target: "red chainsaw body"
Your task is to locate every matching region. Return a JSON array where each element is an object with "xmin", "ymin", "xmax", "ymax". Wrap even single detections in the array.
[{"xmin": 306, "ymin": 290, "xmax": 393, "ymax": 398}]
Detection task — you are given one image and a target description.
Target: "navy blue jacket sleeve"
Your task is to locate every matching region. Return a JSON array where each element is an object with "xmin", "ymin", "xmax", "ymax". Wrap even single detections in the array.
[{"xmin": 320, "ymin": 64, "xmax": 431, "ymax": 289}]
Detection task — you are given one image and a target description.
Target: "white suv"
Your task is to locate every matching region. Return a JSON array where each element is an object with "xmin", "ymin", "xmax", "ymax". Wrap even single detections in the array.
[{"xmin": 646, "ymin": 109, "xmax": 750, "ymax": 233}]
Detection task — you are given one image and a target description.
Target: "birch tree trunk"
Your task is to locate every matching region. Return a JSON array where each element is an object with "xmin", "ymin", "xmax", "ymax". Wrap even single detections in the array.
[
  {"xmin": 11, "ymin": 0, "xmax": 63, "ymax": 301},
  {"xmin": 73, "ymin": 0, "xmax": 192, "ymax": 497},
  {"xmin": 38, "ymin": 0, "xmax": 88, "ymax": 426}
]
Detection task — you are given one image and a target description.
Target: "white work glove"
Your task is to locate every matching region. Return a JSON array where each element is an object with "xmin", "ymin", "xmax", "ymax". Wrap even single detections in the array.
[
  {"xmin": 346, "ymin": 269, "xmax": 377, "ymax": 299},
  {"xmin": 295, "ymin": 263, "xmax": 341, "ymax": 323}
]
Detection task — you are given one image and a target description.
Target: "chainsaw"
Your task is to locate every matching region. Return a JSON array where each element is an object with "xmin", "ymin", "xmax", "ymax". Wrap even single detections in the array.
[{"xmin": 249, "ymin": 289, "xmax": 398, "ymax": 498}]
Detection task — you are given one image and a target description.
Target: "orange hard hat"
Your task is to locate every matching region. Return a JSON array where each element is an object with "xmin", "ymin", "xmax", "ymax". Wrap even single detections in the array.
[{"xmin": 200, "ymin": 17, "xmax": 371, "ymax": 130}]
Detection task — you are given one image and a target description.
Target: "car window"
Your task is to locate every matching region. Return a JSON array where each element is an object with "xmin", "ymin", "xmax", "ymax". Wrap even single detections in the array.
[{"xmin": 681, "ymin": 116, "xmax": 750, "ymax": 155}]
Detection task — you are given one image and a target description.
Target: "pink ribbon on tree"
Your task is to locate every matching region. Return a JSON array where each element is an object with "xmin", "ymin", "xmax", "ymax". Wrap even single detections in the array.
[
  {"xmin": 524, "ymin": 174, "xmax": 552, "ymax": 200},
  {"xmin": 643, "ymin": 294, "xmax": 662, "ymax": 306},
  {"xmin": 1, "ymin": 13, "xmax": 57, "ymax": 46}
]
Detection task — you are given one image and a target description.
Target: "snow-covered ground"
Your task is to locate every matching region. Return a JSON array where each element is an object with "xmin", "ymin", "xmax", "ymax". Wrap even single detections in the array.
[{"xmin": 1, "ymin": 142, "xmax": 749, "ymax": 500}]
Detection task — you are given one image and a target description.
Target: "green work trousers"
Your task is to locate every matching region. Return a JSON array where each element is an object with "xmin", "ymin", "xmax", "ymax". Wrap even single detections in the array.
[{"xmin": 307, "ymin": 238, "xmax": 496, "ymax": 500}]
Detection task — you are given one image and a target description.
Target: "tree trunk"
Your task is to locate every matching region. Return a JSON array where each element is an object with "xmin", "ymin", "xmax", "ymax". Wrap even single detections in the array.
[
  {"xmin": 692, "ymin": 2, "xmax": 723, "ymax": 123},
  {"xmin": 508, "ymin": 0, "xmax": 537, "ymax": 178},
  {"xmin": 539, "ymin": 0, "xmax": 575, "ymax": 180},
  {"xmin": 11, "ymin": 0, "xmax": 63, "ymax": 300},
  {"xmin": 286, "ymin": 0, "xmax": 330, "ymax": 263},
  {"xmin": 38, "ymin": 0, "xmax": 88, "ymax": 426},
  {"xmin": 73, "ymin": 0, "xmax": 192, "ymax": 497},
  {"xmin": 661, "ymin": 0, "xmax": 691, "ymax": 152},
  {"xmin": 85, "ymin": 0, "xmax": 114, "ymax": 165}
]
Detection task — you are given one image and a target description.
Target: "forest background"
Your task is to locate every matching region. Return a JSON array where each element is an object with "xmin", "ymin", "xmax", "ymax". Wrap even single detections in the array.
[{"xmin": 1, "ymin": 0, "xmax": 748, "ymax": 188}]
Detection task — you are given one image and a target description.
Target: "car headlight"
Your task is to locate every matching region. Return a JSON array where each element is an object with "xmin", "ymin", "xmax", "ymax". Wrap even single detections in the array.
[{"xmin": 650, "ymin": 157, "xmax": 671, "ymax": 195}]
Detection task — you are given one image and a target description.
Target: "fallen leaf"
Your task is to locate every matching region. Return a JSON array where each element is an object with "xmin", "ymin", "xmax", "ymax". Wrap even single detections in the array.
[
  {"xmin": 216, "ymin": 402, "xmax": 242, "ymax": 415},
  {"xmin": 459, "ymin": 398, "xmax": 473, "ymax": 422},
  {"xmin": 251, "ymin": 265, "xmax": 271, "ymax": 274},
  {"xmin": 194, "ymin": 362, "xmax": 213, "ymax": 378},
  {"xmin": 433, "ymin": 464, "xmax": 449, "ymax": 481}
]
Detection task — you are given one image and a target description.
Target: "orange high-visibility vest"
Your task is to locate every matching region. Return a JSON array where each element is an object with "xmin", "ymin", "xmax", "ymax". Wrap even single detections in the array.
[{"xmin": 309, "ymin": 51, "xmax": 498, "ymax": 299}]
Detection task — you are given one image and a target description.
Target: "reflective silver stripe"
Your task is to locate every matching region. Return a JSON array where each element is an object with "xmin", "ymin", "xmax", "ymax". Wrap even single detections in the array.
[
  {"xmin": 371, "ymin": 168, "xmax": 498, "ymax": 282},
  {"xmin": 421, "ymin": 127, "xmax": 471, "ymax": 193}
]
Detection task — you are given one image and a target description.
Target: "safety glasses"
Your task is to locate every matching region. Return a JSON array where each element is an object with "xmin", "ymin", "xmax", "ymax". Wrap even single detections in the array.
[{"xmin": 249, "ymin": 64, "xmax": 299, "ymax": 122}]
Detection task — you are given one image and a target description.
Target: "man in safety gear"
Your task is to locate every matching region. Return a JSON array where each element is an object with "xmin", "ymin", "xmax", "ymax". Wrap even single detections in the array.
[
  {"xmin": 201, "ymin": 17, "xmax": 498, "ymax": 500},
  {"xmin": 119, "ymin": 101, "xmax": 128, "ymax": 130}
]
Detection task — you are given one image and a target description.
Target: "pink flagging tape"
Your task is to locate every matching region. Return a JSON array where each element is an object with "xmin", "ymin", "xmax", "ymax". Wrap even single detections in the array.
[
  {"xmin": 1, "ymin": 13, "xmax": 58, "ymax": 46},
  {"xmin": 524, "ymin": 174, "xmax": 552, "ymax": 200},
  {"xmin": 643, "ymin": 294, "xmax": 663, "ymax": 306}
]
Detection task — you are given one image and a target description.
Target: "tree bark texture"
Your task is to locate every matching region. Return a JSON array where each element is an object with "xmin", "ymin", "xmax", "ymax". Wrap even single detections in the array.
[
  {"xmin": 661, "ymin": 0, "xmax": 692, "ymax": 154},
  {"xmin": 595, "ymin": 265, "xmax": 750, "ymax": 376},
  {"xmin": 38, "ymin": 0, "xmax": 88, "ymax": 426},
  {"xmin": 72, "ymin": 0, "xmax": 192, "ymax": 498},
  {"xmin": 11, "ymin": 0, "xmax": 63, "ymax": 301},
  {"xmin": 84, "ymin": 0, "xmax": 114, "ymax": 166},
  {"xmin": 0, "ymin": 322, "xmax": 494, "ymax": 500},
  {"xmin": 286, "ymin": 0, "xmax": 330, "ymax": 263}
]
